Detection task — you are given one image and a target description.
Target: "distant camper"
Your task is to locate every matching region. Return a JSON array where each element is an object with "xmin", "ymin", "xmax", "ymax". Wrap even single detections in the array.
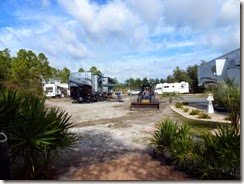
[
  {"xmin": 155, "ymin": 81, "xmax": 189, "ymax": 95},
  {"xmin": 43, "ymin": 83, "xmax": 69, "ymax": 98}
]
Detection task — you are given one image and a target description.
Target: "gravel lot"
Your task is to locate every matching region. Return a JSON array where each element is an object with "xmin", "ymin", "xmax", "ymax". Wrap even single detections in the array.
[{"xmin": 44, "ymin": 96, "xmax": 183, "ymax": 180}]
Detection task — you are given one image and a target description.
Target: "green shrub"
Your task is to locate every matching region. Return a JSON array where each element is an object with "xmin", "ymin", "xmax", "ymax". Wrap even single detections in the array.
[
  {"xmin": 0, "ymin": 89, "xmax": 77, "ymax": 179},
  {"xmin": 169, "ymin": 124, "xmax": 194, "ymax": 168},
  {"xmin": 189, "ymin": 109, "xmax": 202, "ymax": 115},
  {"xmin": 175, "ymin": 102, "xmax": 183, "ymax": 108},
  {"xmin": 183, "ymin": 107, "xmax": 189, "ymax": 112},
  {"xmin": 151, "ymin": 118, "xmax": 194, "ymax": 168},
  {"xmin": 224, "ymin": 115, "xmax": 231, "ymax": 120},
  {"xmin": 183, "ymin": 101, "xmax": 189, "ymax": 105},
  {"xmin": 151, "ymin": 118, "xmax": 178, "ymax": 154},
  {"xmin": 212, "ymin": 78, "xmax": 240, "ymax": 128},
  {"xmin": 198, "ymin": 112, "xmax": 211, "ymax": 119},
  {"xmin": 160, "ymin": 92, "xmax": 179, "ymax": 103},
  {"xmin": 151, "ymin": 117, "xmax": 240, "ymax": 179},
  {"xmin": 195, "ymin": 126, "xmax": 240, "ymax": 179}
]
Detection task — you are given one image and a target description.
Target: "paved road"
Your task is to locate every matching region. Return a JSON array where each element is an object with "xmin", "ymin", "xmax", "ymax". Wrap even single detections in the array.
[
  {"xmin": 181, "ymin": 97, "xmax": 208, "ymax": 111},
  {"xmin": 181, "ymin": 96, "xmax": 227, "ymax": 114}
]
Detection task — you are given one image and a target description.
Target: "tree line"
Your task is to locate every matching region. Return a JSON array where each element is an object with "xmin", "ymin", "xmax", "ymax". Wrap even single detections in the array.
[
  {"xmin": 0, "ymin": 48, "xmax": 204, "ymax": 94},
  {"xmin": 125, "ymin": 65, "xmax": 204, "ymax": 92},
  {"xmin": 0, "ymin": 48, "xmax": 103, "ymax": 95}
]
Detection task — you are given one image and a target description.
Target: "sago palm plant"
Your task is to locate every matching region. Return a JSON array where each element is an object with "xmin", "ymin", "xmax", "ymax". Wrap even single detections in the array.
[
  {"xmin": 0, "ymin": 89, "xmax": 77, "ymax": 179},
  {"xmin": 169, "ymin": 124, "xmax": 194, "ymax": 168},
  {"xmin": 196, "ymin": 126, "xmax": 240, "ymax": 179},
  {"xmin": 151, "ymin": 118, "xmax": 178, "ymax": 154}
]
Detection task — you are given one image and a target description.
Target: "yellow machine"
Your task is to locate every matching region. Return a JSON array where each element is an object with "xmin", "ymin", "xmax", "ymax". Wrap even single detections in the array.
[{"xmin": 130, "ymin": 84, "xmax": 160, "ymax": 109}]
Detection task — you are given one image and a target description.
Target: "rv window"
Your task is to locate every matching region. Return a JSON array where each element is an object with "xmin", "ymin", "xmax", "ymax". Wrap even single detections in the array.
[
  {"xmin": 181, "ymin": 84, "xmax": 184, "ymax": 88},
  {"xmin": 46, "ymin": 87, "xmax": 53, "ymax": 92},
  {"xmin": 156, "ymin": 88, "xmax": 162, "ymax": 90},
  {"xmin": 164, "ymin": 86, "xmax": 169, "ymax": 88},
  {"xmin": 172, "ymin": 86, "xmax": 174, "ymax": 88}
]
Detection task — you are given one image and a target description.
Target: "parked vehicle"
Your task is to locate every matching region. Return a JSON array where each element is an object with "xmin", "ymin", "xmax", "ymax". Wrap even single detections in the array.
[
  {"xmin": 155, "ymin": 81, "xmax": 189, "ymax": 94},
  {"xmin": 128, "ymin": 89, "xmax": 141, "ymax": 95},
  {"xmin": 43, "ymin": 83, "xmax": 69, "ymax": 98},
  {"xmin": 68, "ymin": 72, "xmax": 115, "ymax": 103}
]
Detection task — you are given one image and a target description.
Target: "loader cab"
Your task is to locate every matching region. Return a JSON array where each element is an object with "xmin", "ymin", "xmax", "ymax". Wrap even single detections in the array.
[
  {"xmin": 130, "ymin": 83, "xmax": 160, "ymax": 109},
  {"xmin": 139, "ymin": 84, "xmax": 154, "ymax": 96}
]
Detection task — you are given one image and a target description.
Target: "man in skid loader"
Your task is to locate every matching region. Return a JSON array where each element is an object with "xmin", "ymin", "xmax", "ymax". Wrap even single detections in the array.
[{"xmin": 142, "ymin": 87, "xmax": 150, "ymax": 99}]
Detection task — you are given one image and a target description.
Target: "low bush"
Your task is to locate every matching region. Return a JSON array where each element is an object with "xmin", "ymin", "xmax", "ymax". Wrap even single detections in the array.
[
  {"xmin": 183, "ymin": 107, "xmax": 189, "ymax": 112},
  {"xmin": 224, "ymin": 115, "xmax": 231, "ymax": 121},
  {"xmin": 169, "ymin": 124, "xmax": 194, "ymax": 168},
  {"xmin": 0, "ymin": 89, "xmax": 77, "ymax": 179},
  {"xmin": 198, "ymin": 112, "xmax": 211, "ymax": 119},
  {"xmin": 212, "ymin": 79, "xmax": 240, "ymax": 128},
  {"xmin": 189, "ymin": 109, "xmax": 202, "ymax": 115},
  {"xmin": 183, "ymin": 101, "xmax": 189, "ymax": 105},
  {"xmin": 195, "ymin": 126, "xmax": 240, "ymax": 179},
  {"xmin": 175, "ymin": 102, "xmax": 183, "ymax": 108},
  {"xmin": 151, "ymin": 118, "xmax": 178, "ymax": 154},
  {"xmin": 151, "ymin": 117, "xmax": 240, "ymax": 179},
  {"xmin": 160, "ymin": 92, "xmax": 179, "ymax": 103},
  {"xmin": 151, "ymin": 118, "xmax": 194, "ymax": 168}
]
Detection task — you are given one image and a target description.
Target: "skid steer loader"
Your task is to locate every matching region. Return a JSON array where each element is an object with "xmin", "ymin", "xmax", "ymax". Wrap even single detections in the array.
[{"xmin": 130, "ymin": 84, "xmax": 160, "ymax": 110}]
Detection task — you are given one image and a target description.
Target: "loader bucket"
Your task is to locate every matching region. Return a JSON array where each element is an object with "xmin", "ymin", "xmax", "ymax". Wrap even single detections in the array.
[{"xmin": 130, "ymin": 102, "xmax": 160, "ymax": 110}]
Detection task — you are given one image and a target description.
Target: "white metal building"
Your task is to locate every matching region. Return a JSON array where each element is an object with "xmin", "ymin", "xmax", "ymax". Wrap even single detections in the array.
[
  {"xmin": 198, "ymin": 48, "xmax": 240, "ymax": 87},
  {"xmin": 155, "ymin": 81, "xmax": 189, "ymax": 94}
]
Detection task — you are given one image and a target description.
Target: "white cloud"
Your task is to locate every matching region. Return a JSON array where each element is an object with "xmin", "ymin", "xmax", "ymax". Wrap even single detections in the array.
[
  {"xmin": 163, "ymin": 0, "xmax": 218, "ymax": 28},
  {"xmin": 0, "ymin": 17, "xmax": 90, "ymax": 68},
  {"xmin": 218, "ymin": 0, "xmax": 240, "ymax": 24},
  {"xmin": 125, "ymin": 0, "xmax": 164, "ymax": 29},
  {"xmin": 200, "ymin": 25, "xmax": 240, "ymax": 52},
  {"xmin": 58, "ymin": 0, "xmax": 140, "ymax": 41},
  {"xmin": 0, "ymin": 0, "xmax": 240, "ymax": 81},
  {"xmin": 166, "ymin": 41, "xmax": 195, "ymax": 49}
]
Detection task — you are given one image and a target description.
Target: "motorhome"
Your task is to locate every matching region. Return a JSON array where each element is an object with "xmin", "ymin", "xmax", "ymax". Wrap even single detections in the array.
[
  {"xmin": 43, "ymin": 83, "xmax": 69, "ymax": 98},
  {"xmin": 198, "ymin": 48, "xmax": 240, "ymax": 88},
  {"xmin": 155, "ymin": 81, "xmax": 189, "ymax": 94},
  {"xmin": 68, "ymin": 72, "xmax": 116, "ymax": 102}
]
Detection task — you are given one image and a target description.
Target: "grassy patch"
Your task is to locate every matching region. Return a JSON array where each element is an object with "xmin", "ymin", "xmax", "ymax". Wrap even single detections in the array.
[
  {"xmin": 180, "ymin": 118, "xmax": 229, "ymax": 136},
  {"xmin": 180, "ymin": 93, "xmax": 207, "ymax": 98}
]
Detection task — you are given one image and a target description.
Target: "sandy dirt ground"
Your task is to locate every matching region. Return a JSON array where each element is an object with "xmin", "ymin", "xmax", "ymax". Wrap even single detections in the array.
[{"xmin": 45, "ymin": 96, "xmax": 189, "ymax": 180}]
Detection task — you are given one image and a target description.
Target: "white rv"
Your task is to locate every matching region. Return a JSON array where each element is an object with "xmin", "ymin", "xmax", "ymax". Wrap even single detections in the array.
[
  {"xmin": 155, "ymin": 81, "xmax": 189, "ymax": 94},
  {"xmin": 198, "ymin": 48, "xmax": 240, "ymax": 87},
  {"xmin": 43, "ymin": 83, "xmax": 69, "ymax": 98}
]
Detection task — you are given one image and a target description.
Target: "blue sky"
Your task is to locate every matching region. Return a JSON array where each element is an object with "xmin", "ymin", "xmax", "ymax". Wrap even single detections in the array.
[{"xmin": 0, "ymin": 0, "xmax": 240, "ymax": 81}]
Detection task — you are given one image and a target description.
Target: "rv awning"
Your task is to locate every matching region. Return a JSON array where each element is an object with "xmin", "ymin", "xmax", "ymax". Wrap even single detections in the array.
[{"xmin": 101, "ymin": 83, "xmax": 127, "ymax": 87}]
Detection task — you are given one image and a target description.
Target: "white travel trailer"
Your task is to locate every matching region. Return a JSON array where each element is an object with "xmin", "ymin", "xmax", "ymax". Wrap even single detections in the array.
[
  {"xmin": 155, "ymin": 81, "xmax": 189, "ymax": 94},
  {"xmin": 43, "ymin": 83, "xmax": 69, "ymax": 98}
]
